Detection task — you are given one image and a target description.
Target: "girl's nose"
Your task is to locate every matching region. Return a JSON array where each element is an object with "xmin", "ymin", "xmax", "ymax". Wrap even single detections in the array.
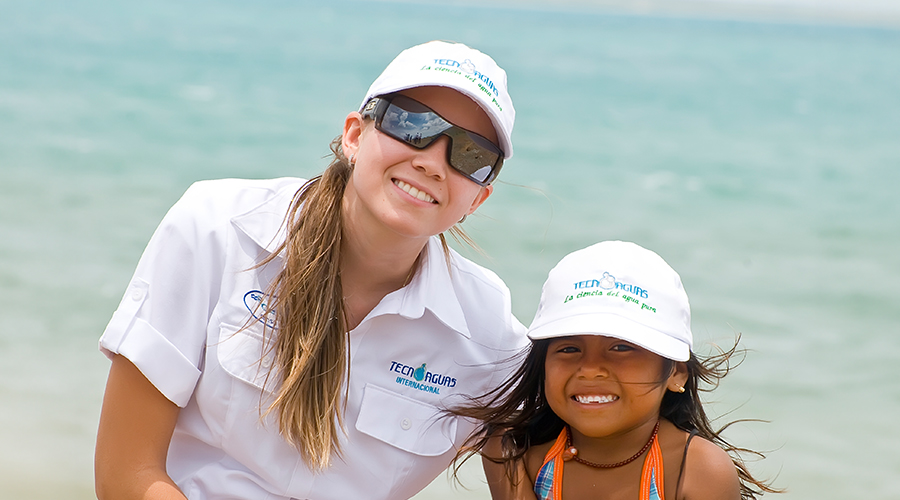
[
  {"xmin": 411, "ymin": 136, "xmax": 451, "ymax": 181},
  {"xmin": 576, "ymin": 359, "xmax": 610, "ymax": 379},
  {"xmin": 575, "ymin": 347, "xmax": 613, "ymax": 378}
]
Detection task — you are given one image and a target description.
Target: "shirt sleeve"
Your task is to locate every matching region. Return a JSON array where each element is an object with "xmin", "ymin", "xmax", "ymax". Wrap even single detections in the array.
[{"xmin": 99, "ymin": 182, "xmax": 226, "ymax": 407}]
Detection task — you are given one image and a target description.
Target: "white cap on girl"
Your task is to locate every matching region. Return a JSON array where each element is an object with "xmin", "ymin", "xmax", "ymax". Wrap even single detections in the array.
[
  {"xmin": 360, "ymin": 40, "xmax": 516, "ymax": 159},
  {"xmin": 528, "ymin": 241, "xmax": 693, "ymax": 361}
]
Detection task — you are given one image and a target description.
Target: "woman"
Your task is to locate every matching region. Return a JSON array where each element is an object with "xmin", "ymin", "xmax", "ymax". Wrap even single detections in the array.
[{"xmin": 95, "ymin": 40, "xmax": 528, "ymax": 500}]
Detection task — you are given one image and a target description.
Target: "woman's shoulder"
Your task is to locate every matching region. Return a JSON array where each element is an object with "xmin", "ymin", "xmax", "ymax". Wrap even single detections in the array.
[
  {"xmin": 445, "ymin": 244, "xmax": 509, "ymax": 294},
  {"xmin": 178, "ymin": 177, "xmax": 307, "ymax": 213},
  {"xmin": 437, "ymin": 243, "xmax": 526, "ymax": 334},
  {"xmin": 161, "ymin": 177, "xmax": 307, "ymax": 236}
]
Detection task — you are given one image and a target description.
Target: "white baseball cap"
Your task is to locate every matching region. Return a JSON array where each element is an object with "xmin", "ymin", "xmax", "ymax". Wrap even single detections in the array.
[
  {"xmin": 528, "ymin": 241, "xmax": 693, "ymax": 361},
  {"xmin": 360, "ymin": 40, "xmax": 515, "ymax": 159}
]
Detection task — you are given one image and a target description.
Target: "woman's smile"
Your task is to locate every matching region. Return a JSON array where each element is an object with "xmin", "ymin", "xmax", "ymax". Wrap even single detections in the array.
[
  {"xmin": 342, "ymin": 85, "xmax": 493, "ymax": 243},
  {"xmin": 393, "ymin": 178, "xmax": 437, "ymax": 204}
]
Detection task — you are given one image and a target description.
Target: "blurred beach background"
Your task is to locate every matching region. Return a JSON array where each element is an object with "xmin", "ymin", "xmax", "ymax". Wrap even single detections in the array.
[{"xmin": 1, "ymin": 0, "xmax": 898, "ymax": 498}]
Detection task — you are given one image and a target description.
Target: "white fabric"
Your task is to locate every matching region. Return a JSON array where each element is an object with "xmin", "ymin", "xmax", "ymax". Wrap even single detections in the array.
[
  {"xmin": 527, "ymin": 240, "xmax": 692, "ymax": 361},
  {"xmin": 99, "ymin": 177, "xmax": 527, "ymax": 500},
  {"xmin": 361, "ymin": 40, "xmax": 515, "ymax": 159}
]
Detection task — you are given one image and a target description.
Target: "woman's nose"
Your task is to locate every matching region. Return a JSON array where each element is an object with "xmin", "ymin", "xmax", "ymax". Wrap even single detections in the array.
[{"xmin": 411, "ymin": 136, "xmax": 451, "ymax": 180}]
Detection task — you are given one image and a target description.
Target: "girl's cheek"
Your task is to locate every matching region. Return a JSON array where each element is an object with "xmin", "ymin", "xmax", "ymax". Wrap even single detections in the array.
[
  {"xmin": 542, "ymin": 368, "xmax": 562, "ymax": 395},
  {"xmin": 620, "ymin": 359, "xmax": 666, "ymax": 384}
]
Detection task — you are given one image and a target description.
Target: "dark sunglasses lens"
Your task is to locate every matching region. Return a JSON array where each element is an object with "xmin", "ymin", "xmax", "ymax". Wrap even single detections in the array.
[
  {"xmin": 444, "ymin": 128, "xmax": 501, "ymax": 183},
  {"xmin": 376, "ymin": 95, "xmax": 503, "ymax": 184},
  {"xmin": 380, "ymin": 100, "xmax": 447, "ymax": 148}
]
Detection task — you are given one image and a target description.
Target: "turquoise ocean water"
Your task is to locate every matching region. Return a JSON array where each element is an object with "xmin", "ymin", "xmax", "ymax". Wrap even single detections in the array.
[{"xmin": 1, "ymin": 1, "xmax": 898, "ymax": 498}]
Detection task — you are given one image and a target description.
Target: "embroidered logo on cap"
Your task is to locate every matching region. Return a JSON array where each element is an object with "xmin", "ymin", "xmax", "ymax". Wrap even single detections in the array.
[
  {"xmin": 430, "ymin": 57, "xmax": 499, "ymax": 97},
  {"xmin": 563, "ymin": 275, "xmax": 658, "ymax": 313},
  {"xmin": 572, "ymin": 272, "xmax": 649, "ymax": 298}
]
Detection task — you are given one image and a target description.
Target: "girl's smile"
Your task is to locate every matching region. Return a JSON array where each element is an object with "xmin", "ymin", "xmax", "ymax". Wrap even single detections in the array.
[
  {"xmin": 544, "ymin": 335, "xmax": 685, "ymax": 441},
  {"xmin": 572, "ymin": 393, "xmax": 619, "ymax": 404}
]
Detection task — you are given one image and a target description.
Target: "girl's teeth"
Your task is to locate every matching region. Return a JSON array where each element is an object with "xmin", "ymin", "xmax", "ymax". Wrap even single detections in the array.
[
  {"xmin": 395, "ymin": 180, "xmax": 436, "ymax": 203},
  {"xmin": 575, "ymin": 394, "xmax": 618, "ymax": 404}
]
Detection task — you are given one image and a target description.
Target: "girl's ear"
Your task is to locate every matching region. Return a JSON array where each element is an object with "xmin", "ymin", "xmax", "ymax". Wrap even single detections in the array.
[
  {"xmin": 342, "ymin": 111, "xmax": 364, "ymax": 161},
  {"xmin": 667, "ymin": 361, "xmax": 689, "ymax": 393}
]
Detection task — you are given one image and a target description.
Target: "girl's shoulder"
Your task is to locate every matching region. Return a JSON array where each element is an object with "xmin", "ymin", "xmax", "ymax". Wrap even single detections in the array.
[
  {"xmin": 676, "ymin": 432, "xmax": 741, "ymax": 500},
  {"xmin": 522, "ymin": 438, "xmax": 555, "ymax": 479}
]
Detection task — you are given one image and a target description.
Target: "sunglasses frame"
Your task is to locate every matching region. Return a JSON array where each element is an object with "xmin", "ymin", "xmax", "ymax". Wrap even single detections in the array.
[{"xmin": 360, "ymin": 94, "xmax": 504, "ymax": 186}]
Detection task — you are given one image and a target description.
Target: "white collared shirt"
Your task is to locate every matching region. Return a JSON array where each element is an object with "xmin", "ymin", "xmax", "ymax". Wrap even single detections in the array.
[{"xmin": 99, "ymin": 177, "xmax": 527, "ymax": 500}]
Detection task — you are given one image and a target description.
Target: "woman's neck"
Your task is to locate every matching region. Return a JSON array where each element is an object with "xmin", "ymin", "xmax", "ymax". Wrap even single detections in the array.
[{"xmin": 339, "ymin": 221, "xmax": 425, "ymax": 330}]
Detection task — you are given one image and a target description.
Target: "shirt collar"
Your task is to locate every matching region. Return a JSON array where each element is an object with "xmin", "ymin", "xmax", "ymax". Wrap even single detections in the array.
[
  {"xmin": 363, "ymin": 237, "xmax": 471, "ymax": 338},
  {"xmin": 230, "ymin": 183, "xmax": 296, "ymax": 257},
  {"xmin": 406, "ymin": 237, "xmax": 472, "ymax": 337},
  {"xmin": 233, "ymin": 190, "xmax": 471, "ymax": 338}
]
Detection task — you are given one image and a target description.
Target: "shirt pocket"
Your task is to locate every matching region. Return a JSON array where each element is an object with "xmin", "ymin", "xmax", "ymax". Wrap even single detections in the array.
[
  {"xmin": 355, "ymin": 383, "xmax": 457, "ymax": 457},
  {"xmin": 216, "ymin": 322, "xmax": 279, "ymax": 394}
]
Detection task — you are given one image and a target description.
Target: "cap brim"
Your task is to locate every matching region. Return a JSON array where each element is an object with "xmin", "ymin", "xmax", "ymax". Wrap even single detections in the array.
[{"xmin": 528, "ymin": 312, "xmax": 690, "ymax": 362}]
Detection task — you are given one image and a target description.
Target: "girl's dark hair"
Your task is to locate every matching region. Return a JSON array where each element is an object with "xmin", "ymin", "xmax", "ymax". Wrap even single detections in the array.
[{"xmin": 450, "ymin": 336, "xmax": 780, "ymax": 499}]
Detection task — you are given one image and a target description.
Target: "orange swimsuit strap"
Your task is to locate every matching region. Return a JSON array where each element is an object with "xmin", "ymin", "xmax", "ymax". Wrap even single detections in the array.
[{"xmin": 533, "ymin": 428, "xmax": 665, "ymax": 500}]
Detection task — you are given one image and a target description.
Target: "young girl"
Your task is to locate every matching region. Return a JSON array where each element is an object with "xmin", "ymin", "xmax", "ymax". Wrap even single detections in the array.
[
  {"xmin": 94, "ymin": 41, "xmax": 528, "ymax": 500},
  {"xmin": 454, "ymin": 241, "xmax": 778, "ymax": 500}
]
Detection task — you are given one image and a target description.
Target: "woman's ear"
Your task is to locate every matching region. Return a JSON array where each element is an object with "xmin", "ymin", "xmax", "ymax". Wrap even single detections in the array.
[
  {"xmin": 668, "ymin": 361, "xmax": 689, "ymax": 393},
  {"xmin": 342, "ymin": 111, "xmax": 364, "ymax": 161},
  {"xmin": 466, "ymin": 184, "xmax": 493, "ymax": 215}
]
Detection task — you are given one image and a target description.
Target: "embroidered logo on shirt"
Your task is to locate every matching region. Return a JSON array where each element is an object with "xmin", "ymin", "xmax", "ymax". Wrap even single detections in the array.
[
  {"xmin": 243, "ymin": 290, "xmax": 277, "ymax": 329},
  {"xmin": 389, "ymin": 361, "xmax": 456, "ymax": 395}
]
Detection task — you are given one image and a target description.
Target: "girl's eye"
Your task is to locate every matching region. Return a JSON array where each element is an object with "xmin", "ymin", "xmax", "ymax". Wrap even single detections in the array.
[
  {"xmin": 610, "ymin": 343, "xmax": 635, "ymax": 352},
  {"xmin": 556, "ymin": 346, "xmax": 581, "ymax": 354}
]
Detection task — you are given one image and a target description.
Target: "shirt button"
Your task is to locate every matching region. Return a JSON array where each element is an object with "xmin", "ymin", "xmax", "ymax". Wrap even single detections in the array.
[
  {"xmin": 131, "ymin": 289, "xmax": 144, "ymax": 301},
  {"xmin": 400, "ymin": 418, "xmax": 412, "ymax": 430}
]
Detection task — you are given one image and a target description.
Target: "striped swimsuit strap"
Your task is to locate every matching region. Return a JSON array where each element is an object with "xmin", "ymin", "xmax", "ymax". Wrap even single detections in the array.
[
  {"xmin": 533, "ymin": 428, "xmax": 665, "ymax": 500},
  {"xmin": 533, "ymin": 429, "xmax": 568, "ymax": 500}
]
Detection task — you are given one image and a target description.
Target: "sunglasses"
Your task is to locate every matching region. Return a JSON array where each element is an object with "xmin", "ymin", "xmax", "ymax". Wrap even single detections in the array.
[{"xmin": 361, "ymin": 94, "xmax": 505, "ymax": 186}]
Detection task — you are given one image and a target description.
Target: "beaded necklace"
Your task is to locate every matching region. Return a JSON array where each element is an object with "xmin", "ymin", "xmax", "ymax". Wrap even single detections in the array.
[{"xmin": 563, "ymin": 420, "xmax": 660, "ymax": 469}]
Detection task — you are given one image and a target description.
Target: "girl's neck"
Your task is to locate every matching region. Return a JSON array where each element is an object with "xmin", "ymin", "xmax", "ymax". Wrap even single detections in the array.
[{"xmin": 568, "ymin": 418, "xmax": 661, "ymax": 466}]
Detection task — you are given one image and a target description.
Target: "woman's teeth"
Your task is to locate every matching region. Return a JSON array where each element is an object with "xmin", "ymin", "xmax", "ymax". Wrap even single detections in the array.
[
  {"xmin": 394, "ymin": 179, "xmax": 436, "ymax": 203},
  {"xmin": 574, "ymin": 394, "xmax": 618, "ymax": 404}
]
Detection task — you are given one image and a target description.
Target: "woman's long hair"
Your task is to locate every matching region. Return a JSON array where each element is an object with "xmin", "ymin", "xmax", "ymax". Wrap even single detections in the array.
[
  {"xmin": 450, "ymin": 336, "xmax": 781, "ymax": 499},
  {"xmin": 254, "ymin": 133, "xmax": 475, "ymax": 470},
  {"xmin": 255, "ymin": 136, "xmax": 353, "ymax": 471}
]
